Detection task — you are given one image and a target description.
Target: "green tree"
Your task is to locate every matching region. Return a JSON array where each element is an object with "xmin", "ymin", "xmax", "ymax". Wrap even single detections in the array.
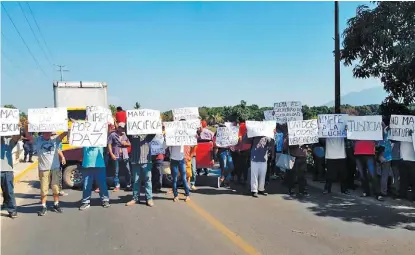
[
  {"xmin": 341, "ymin": 1, "xmax": 415, "ymax": 114},
  {"xmin": 133, "ymin": 102, "xmax": 141, "ymax": 109},
  {"xmin": 109, "ymin": 104, "xmax": 117, "ymax": 116}
]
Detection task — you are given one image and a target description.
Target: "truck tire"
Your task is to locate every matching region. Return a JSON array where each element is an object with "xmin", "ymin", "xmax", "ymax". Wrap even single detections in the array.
[{"xmin": 63, "ymin": 164, "xmax": 83, "ymax": 189}]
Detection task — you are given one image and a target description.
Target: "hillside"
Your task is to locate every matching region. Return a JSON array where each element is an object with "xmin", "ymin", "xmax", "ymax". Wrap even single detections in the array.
[{"xmin": 324, "ymin": 86, "xmax": 387, "ymax": 107}]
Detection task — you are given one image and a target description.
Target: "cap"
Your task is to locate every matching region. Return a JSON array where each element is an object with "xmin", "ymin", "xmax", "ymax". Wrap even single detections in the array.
[{"xmin": 118, "ymin": 122, "xmax": 126, "ymax": 128}]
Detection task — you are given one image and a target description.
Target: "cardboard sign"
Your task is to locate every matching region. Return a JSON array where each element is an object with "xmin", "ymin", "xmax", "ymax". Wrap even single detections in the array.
[
  {"xmin": 346, "ymin": 115, "xmax": 383, "ymax": 141},
  {"xmin": 0, "ymin": 107, "xmax": 20, "ymax": 136},
  {"xmin": 246, "ymin": 121, "xmax": 276, "ymax": 139},
  {"xmin": 389, "ymin": 115, "xmax": 415, "ymax": 142},
  {"xmin": 265, "ymin": 101, "xmax": 303, "ymax": 123},
  {"xmin": 288, "ymin": 119, "xmax": 319, "ymax": 145},
  {"xmin": 216, "ymin": 126, "xmax": 239, "ymax": 148},
  {"xmin": 150, "ymin": 134, "xmax": 165, "ymax": 155},
  {"xmin": 126, "ymin": 109, "xmax": 162, "ymax": 135},
  {"xmin": 28, "ymin": 108, "xmax": 68, "ymax": 132},
  {"xmin": 172, "ymin": 107, "xmax": 200, "ymax": 121},
  {"xmin": 86, "ymin": 106, "xmax": 113, "ymax": 124},
  {"xmin": 318, "ymin": 114, "xmax": 348, "ymax": 138},
  {"xmin": 164, "ymin": 120, "xmax": 199, "ymax": 146},
  {"xmin": 200, "ymin": 128, "xmax": 215, "ymax": 140},
  {"xmin": 69, "ymin": 121, "xmax": 108, "ymax": 147}
]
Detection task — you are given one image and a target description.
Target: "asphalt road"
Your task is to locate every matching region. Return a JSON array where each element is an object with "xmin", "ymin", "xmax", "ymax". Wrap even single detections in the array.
[{"xmin": 2, "ymin": 169, "xmax": 415, "ymax": 255}]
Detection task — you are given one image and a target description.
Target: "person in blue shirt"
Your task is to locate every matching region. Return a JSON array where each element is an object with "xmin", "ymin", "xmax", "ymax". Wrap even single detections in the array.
[
  {"xmin": 79, "ymin": 146, "xmax": 110, "ymax": 210},
  {"xmin": 376, "ymin": 122, "xmax": 393, "ymax": 201}
]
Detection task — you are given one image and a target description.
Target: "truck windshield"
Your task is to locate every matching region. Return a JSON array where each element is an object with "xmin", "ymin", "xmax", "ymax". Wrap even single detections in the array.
[{"xmin": 68, "ymin": 110, "xmax": 86, "ymax": 121}]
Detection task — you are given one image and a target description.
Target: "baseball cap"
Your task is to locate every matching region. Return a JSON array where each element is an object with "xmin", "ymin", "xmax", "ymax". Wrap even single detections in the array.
[{"xmin": 118, "ymin": 122, "xmax": 126, "ymax": 128}]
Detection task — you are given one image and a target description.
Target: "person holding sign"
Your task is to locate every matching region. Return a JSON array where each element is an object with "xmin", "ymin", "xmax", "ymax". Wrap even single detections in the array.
[
  {"xmin": 79, "ymin": 147, "xmax": 110, "ymax": 211},
  {"xmin": 354, "ymin": 140, "xmax": 380, "ymax": 200},
  {"xmin": 323, "ymin": 137, "xmax": 349, "ymax": 195},
  {"xmin": 214, "ymin": 124, "xmax": 236, "ymax": 188},
  {"xmin": 376, "ymin": 122, "xmax": 393, "ymax": 200}
]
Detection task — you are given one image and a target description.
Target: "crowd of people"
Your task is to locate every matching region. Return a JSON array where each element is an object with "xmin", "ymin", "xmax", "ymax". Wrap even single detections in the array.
[{"xmin": 1, "ymin": 108, "xmax": 415, "ymax": 219}]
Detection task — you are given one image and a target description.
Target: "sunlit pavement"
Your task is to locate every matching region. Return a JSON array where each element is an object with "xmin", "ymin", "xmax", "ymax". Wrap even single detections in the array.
[{"xmin": 1, "ymin": 168, "xmax": 415, "ymax": 255}]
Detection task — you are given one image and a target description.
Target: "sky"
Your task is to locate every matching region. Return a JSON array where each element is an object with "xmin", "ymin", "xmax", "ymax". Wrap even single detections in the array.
[{"xmin": 1, "ymin": 1, "xmax": 382, "ymax": 113}]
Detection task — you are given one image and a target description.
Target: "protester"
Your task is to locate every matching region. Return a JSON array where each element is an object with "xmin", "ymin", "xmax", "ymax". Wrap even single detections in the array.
[
  {"xmin": 234, "ymin": 120, "xmax": 250, "ymax": 184},
  {"xmin": 20, "ymin": 126, "xmax": 34, "ymax": 163},
  {"xmin": 273, "ymin": 124, "xmax": 285, "ymax": 177},
  {"xmin": 286, "ymin": 143, "xmax": 309, "ymax": 197},
  {"xmin": 152, "ymin": 153, "xmax": 164, "ymax": 193},
  {"xmin": 390, "ymin": 140, "xmax": 401, "ymax": 197},
  {"xmin": 189, "ymin": 144, "xmax": 198, "ymax": 190},
  {"xmin": 354, "ymin": 140, "xmax": 380, "ymax": 200},
  {"xmin": 214, "ymin": 124, "xmax": 235, "ymax": 188},
  {"xmin": 115, "ymin": 106, "xmax": 126, "ymax": 124},
  {"xmin": 1, "ymin": 135, "xmax": 21, "ymax": 218},
  {"xmin": 196, "ymin": 120, "xmax": 213, "ymax": 176},
  {"xmin": 324, "ymin": 137, "xmax": 349, "ymax": 195},
  {"xmin": 345, "ymin": 139, "xmax": 357, "ymax": 190},
  {"xmin": 398, "ymin": 133, "xmax": 415, "ymax": 201},
  {"xmin": 79, "ymin": 146, "xmax": 110, "ymax": 211},
  {"xmin": 312, "ymin": 140, "xmax": 325, "ymax": 182},
  {"xmin": 107, "ymin": 122, "xmax": 131, "ymax": 191},
  {"xmin": 125, "ymin": 134, "xmax": 156, "ymax": 207},
  {"xmin": 376, "ymin": 123, "xmax": 392, "ymax": 199}
]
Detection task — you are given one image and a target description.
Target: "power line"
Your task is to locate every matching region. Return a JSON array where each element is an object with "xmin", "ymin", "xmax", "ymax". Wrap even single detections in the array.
[
  {"xmin": 25, "ymin": 2, "xmax": 54, "ymax": 61},
  {"xmin": 1, "ymin": 3, "xmax": 48, "ymax": 77},
  {"xmin": 18, "ymin": 2, "xmax": 52, "ymax": 66}
]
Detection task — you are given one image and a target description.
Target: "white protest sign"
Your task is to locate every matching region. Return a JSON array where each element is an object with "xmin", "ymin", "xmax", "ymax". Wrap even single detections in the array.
[
  {"xmin": 0, "ymin": 108, "xmax": 20, "ymax": 136},
  {"xmin": 318, "ymin": 114, "xmax": 348, "ymax": 138},
  {"xmin": 224, "ymin": 122, "xmax": 233, "ymax": 128},
  {"xmin": 86, "ymin": 106, "xmax": 113, "ymax": 124},
  {"xmin": 216, "ymin": 126, "xmax": 239, "ymax": 148},
  {"xmin": 126, "ymin": 109, "xmax": 162, "ymax": 135},
  {"xmin": 164, "ymin": 120, "xmax": 199, "ymax": 146},
  {"xmin": 246, "ymin": 121, "xmax": 276, "ymax": 138},
  {"xmin": 265, "ymin": 101, "xmax": 303, "ymax": 123},
  {"xmin": 28, "ymin": 108, "xmax": 68, "ymax": 132},
  {"xmin": 389, "ymin": 115, "xmax": 415, "ymax": 142},
  {"xmin": 150, "ymin": 134, "xmax": 165, "ymax": 155},
  {"xmin": 172, "ymin": 107, "xmax": 200, "ymax": 121},
  {"xmin": 69, "ymin": 121, "xmax": 108, "ymax": 147},
  {"xmin": 346, "ymin": 115, "xmax": 383, "ymax": 141},
  {"xmin": 288, "ymin": 119, "xmax": 319, "ymax": 145}
]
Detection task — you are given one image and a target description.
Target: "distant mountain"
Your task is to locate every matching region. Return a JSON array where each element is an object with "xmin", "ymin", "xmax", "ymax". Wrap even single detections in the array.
[{"xmin": 324, "ymin": 86, "xmax": 387, "ymax": 107}]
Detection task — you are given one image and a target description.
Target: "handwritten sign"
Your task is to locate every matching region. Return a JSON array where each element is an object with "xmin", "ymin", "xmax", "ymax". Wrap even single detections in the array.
[
  {"xmin": 164, "ymin": 120, "xmax": 199, "ymax": 146},
  {"xmin": 69, "ymin": 121, "xmax": 108, "ymax": 147},
  {"xmin": 86, "ymin": 106, "xmax": 113, "ymax": 124},
  {"xmin": 264, "ymin": 101, "xmax": 303, "ymax": 123},
  {"xmin": 126, "ymin": 109, "xmax": 162, "ymax": 135},
  {"xmin": 150, "ymin": 134, "xmax": 165, "ymax": 155},
  {"xmin": 389, "ymin": 115, "xmax": 415, "ymax": 142},
  {"xmin": 246, "ymin": 121, "xmax": 276, "ymax": 138},
  {"xmin": 288, "ymin": 119, "xmax": 319, "ymax": 145},
  {"xmin": 216, "ymin": 126, "xmax": 239, "ymax": 148},
  {"xmin": 346, "ymin": 115, "xmax": 383, "ymax": 141},
  {"xmin": 172, "ymin": 107, "xmax": 200, "ymax": 121},
  {"xmin": 0, "ymin": 108, "xmax": 20, "ymax": 136},
  {"xmin": 28, "ymin": 108, "xmax": 68, "ymax": 132},
  {"xmin": 318, "ymin": 114, "xmax": 348, "ymax": 138}
]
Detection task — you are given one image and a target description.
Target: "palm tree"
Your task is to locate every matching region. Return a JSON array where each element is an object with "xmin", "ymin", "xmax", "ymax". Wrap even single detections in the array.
[
  {"xmin": 109, "ymin": 104, "xmax": 117, "ymax": 116},
  {"xmin": 134, "ymin": 102, "xmax": 141, "ymax": 109}
]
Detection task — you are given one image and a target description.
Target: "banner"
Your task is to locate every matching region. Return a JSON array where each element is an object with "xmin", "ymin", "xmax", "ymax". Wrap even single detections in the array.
[
  {"xmin": 389, "ymin": 115, "xmax": 415, "ymax": 142},
  {"xmin": 216, "ymin": 126, "xmax": 239, "ymax": 148},
  {"xmin": 164, "ymin": 120, "xmax": 199, "ymax": 146},
  {"xmin": 0, "ymin": 107, "xmax": 20, "ymax": 136},
  {"xmin": 150, "ymin": 134, "xmax": 166, "ymax": 155},
  {"xmin": 246, "ymin": 121, "xmax": 276, "ymax": 138},
  {"xmin": 86, "ymin": 106, "xmax": 113, "ymax": 124},
  {"xmin": 288, "ymin": 119, "xmax": 319, "ymax": 145},
  {"xmin": 69, "ymin": 121, "xmax": 108, "ymax": 147},
  {"xmin": 172, "ymin": 107, "xmax": 200, "ymax": 121},
  {"xmin": 346, "ymin": 115, "xmax": 383, "ymax": 141},
  {"xmin": 318, "ymin": 114, "xmax": 348, "ymax": 138},
  {"xmin": 126, "ymin": 109, "xmax": 162, "ymax": 135},
  {"xmin": 264, "ymin": 101, "xmax": 303, "ymax": 123},
  {"xmin": 28, "ymin": 108, "xmax": 68, "ymax": 132}
]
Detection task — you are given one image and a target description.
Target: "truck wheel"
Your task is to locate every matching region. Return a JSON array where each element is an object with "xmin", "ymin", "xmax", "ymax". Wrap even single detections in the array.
[
  {"xmin": 63, "ymin": 165, "xmax": 83, "ymax": 188},
  {"xmin": 162, "ymin": 174, "xmax": 173, "ymax": 188}
]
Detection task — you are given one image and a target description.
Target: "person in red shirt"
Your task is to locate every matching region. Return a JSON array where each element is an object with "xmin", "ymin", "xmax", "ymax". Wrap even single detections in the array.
[
  {"xmin": 115, "ymin": 106, "xmax": 127, "ymax": 124},
  {"xmin": 354, "ymin": 140, "xmax": 380, "ymax": 200}
]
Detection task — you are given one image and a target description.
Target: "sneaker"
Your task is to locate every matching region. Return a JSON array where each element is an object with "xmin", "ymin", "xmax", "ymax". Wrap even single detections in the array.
[
  {"xmin": 53, "ymin": 204, "xmax": 64, "ymax": 213},
  {"xmin": 191, "ymin": 185, "xmax": 197, "ymax": 191},
  {"xmin": 377, "ymin": 195, "xmax": 384, "ymax": 201},
  {"xmin": 79, "ymin": 204, "xmax": 90, "ymax": 211},
  {"xmin": 125, "ymin": 200, "xmax": 137, "ymax": 206},
  {"xmin": 258, "ymin": 191, "xmax": 268, "ymax": 196},
  {"xmin": 299, "ymin": 192, "xmax": 310, "ymax": 197},
  {"xmin": 323, "ymin": 190, "xmax": 330, "ymax": 195},
  {"xmin": 94, "ymin": 188, "xmax": 100, "ymax": 193},
  {"xmin": 28, "ymin": 160, "xmax": 34, "ymax": 163},
  {"xmin": 288, "ymin": 189, "xmax": 295, "ymax": 196},
  {"xmin": 113, "ymin": 186, "xmax": 120, "ymax": 192},
  {"xmin": 361, "ymin": 193, "xmax": 368, "ymax": 197},
  {"xmin": 147, "ymin": 200, "xmax": 154, "ymax": 207},
  {"xmin": 124, "ymin": 186, "xmax": 132, "ymax": 192},
  {"xmin": 9, "ymin": 211, "xmax": 18, "ymax": 219},
  {"xmin": 342, "ymin": 190, "xmax": 351, "ymax": 195},
  {"xmin": 59, "ymin": 191, "xmax": 68, "ymax": 197},
  {"xmin": 38, "ymin": 207, "xmax": 47, "ymax": 216},
  {"xmin": 102, "ymin": 201, "xmax": 110, "ymax": 208},
  {"xmin": 252, "ymin": 192, "xmax": 258, "ymax": 198}
]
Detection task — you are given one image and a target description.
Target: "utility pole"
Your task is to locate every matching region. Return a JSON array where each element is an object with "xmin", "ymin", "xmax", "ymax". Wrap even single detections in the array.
[
  {"xmin": 334, "ymin": 1, "xmax": 341, "ymax": 114},
  {"xmin": 55, "ymin": 64, "xmax": 69, "ymax": 81}
]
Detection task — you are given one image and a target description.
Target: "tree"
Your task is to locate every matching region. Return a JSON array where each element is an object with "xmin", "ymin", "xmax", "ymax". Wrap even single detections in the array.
[
  {"xmin": 341, "ymin": 1, "xmax": 415, "ymax": 115},
  {"xmin": 133, "ymin": 102, "xmax": 141, "ymax": 109},
  {"xmin": 109, "ymin": 104, "xmax": 117, "ymax": 116},
  {"xmin": 3, "ymin": 104, "xmax": 16, "ymax": 109}
]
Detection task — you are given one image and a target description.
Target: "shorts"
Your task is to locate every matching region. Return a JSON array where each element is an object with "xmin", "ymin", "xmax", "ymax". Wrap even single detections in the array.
[{"xmin": 39, "ymin": 169, "xmax": 60, "ymax": 196}]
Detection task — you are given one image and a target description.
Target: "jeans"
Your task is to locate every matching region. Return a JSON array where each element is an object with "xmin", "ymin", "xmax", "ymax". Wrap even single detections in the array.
[
  {"xmin": 82, "ymin": 167, "xmax": 109, "ymax": 204},
  {"xmin": 1, "ymin": 171, "xmax": 16, "ymax": 213},
  {"xmin": 23, "ymin": 142, "xmax": 33, "ymax": 161},
  {"xmin": 378, "ymin": 161, "xmax": 392, "ymax": 196},
  {"xmin": 171, "ymin": 159, "xmax": 190, "ymax": 197},
  {"xmin": 113, "ymin": 158, "xmax": 131, "ymax": 188},
  {"xmin": 152, "ymin": 160, "xmax": 163, "ymax": 191},
  {"xmin": 132, "ymin": 163, "xmax": 153, "ymax": 201},
  {"xmin": 356, "ymin": 155, "xmax": 378, "ymax": 196},
  {"xmin": 219, "ymin": 151, "xmax": 234, "ymax": 181},
  {"xmin": 190, "ymin": 157, "xmax": 197, "ymax": 186}
]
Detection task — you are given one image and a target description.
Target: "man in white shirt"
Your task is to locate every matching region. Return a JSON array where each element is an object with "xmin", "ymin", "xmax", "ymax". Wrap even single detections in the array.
[
  {"xmin": 323, "ymin": 138, "xmax": 350, "ymax": 195},
  {"xmin": 398, "ymin": 141, "xmax": 415, "ymax": 201},
  {"xmin": 169, "ymin": 145, "xmax": 190, "ymax": 202}
]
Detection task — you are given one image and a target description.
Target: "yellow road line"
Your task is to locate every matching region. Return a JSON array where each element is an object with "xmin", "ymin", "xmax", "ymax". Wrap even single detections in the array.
[
  {"xmin": 186, "ymin": 200, "xmax": 261, "ymax": 255},
  {"xmin": 14, "ymin": 161, "xmax": 38, "ymax": 183}
]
